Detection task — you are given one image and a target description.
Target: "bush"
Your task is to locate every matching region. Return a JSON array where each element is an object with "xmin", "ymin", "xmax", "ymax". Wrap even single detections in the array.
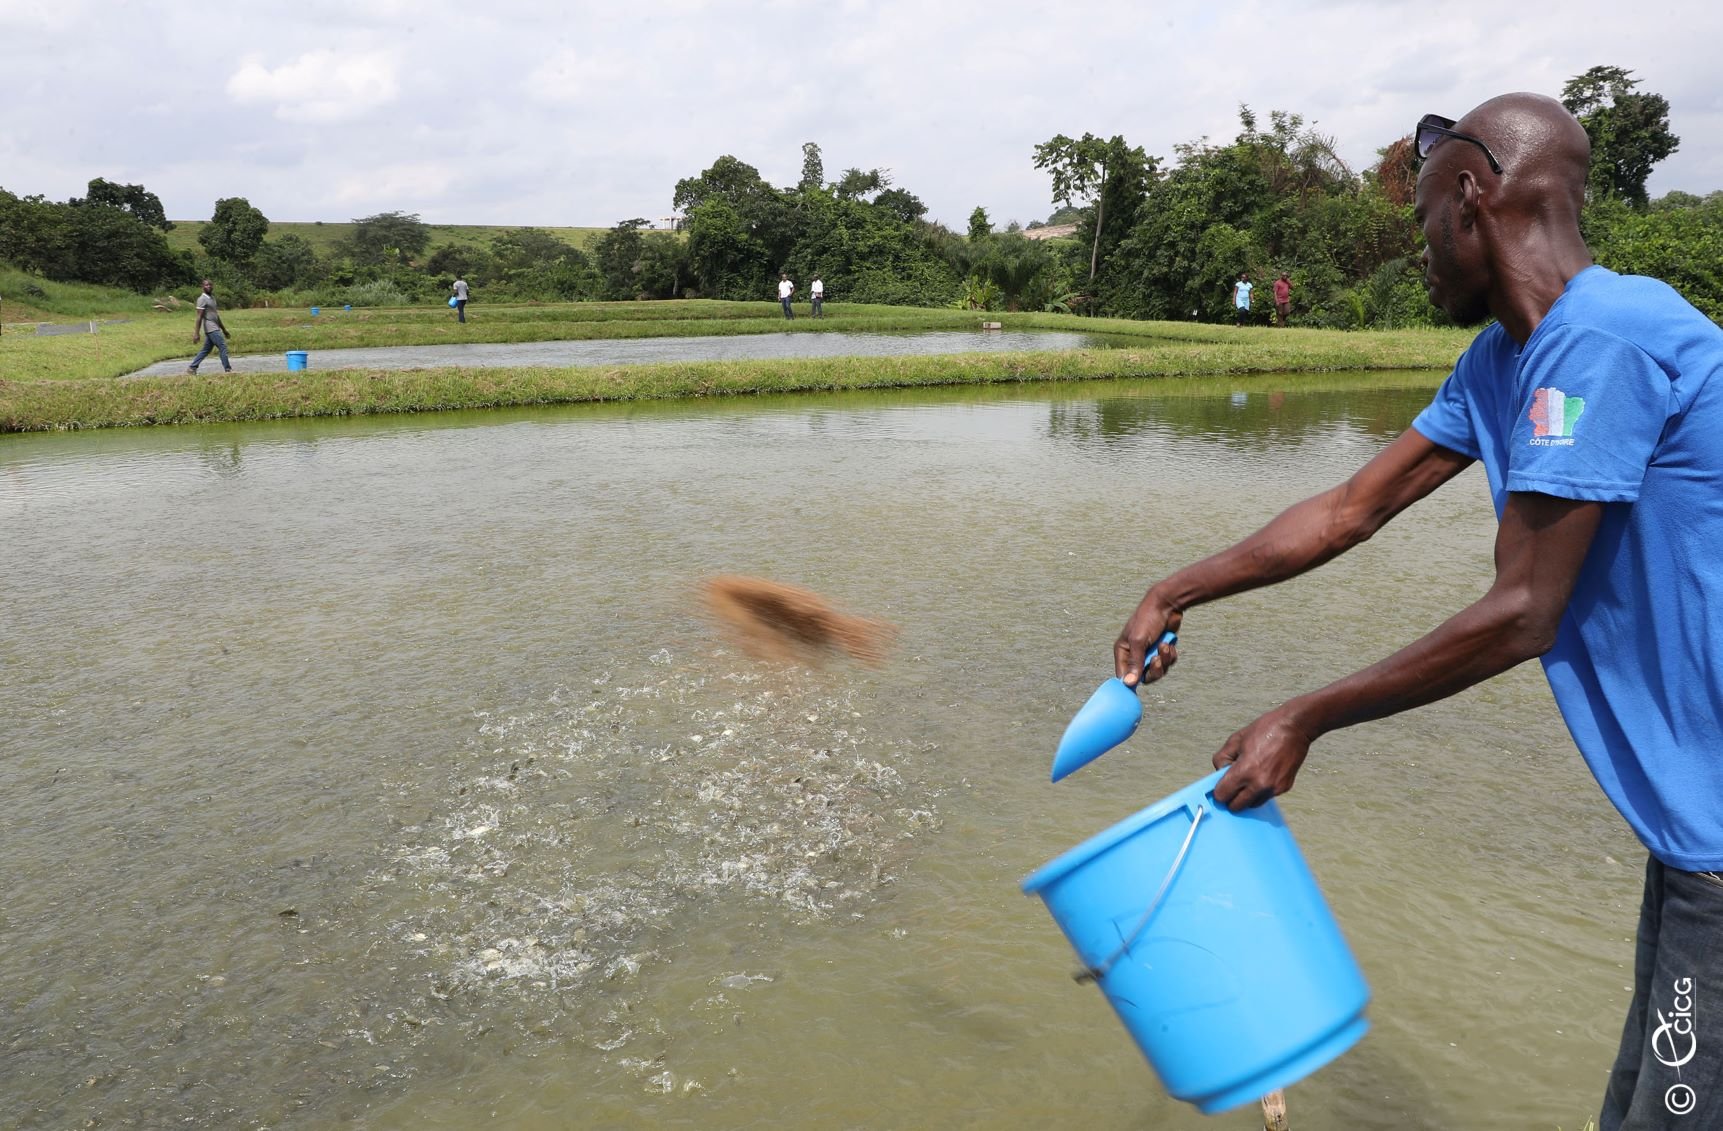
[
  {"xmin": 847, "ymin": 261, "xmax": 961, "ymax": 308},
  {"xmin": 341, "ymin": 279, "xmax": 414, "ymax": 307}
]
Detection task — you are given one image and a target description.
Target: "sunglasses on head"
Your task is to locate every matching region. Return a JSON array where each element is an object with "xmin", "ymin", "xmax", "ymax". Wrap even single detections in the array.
[{"xmin": 1414, "ymin": 113, "xmax": 1504, "ymax": 175}]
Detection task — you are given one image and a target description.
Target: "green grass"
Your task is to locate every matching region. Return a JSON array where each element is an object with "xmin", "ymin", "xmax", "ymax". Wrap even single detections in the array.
[
  {"xmin": 0, "ymin": 293, "xmax": 1477, "ymax": 432},
  {"xmin": 0, "ymin": 265, "xmax": 173, "ymax": 322},
  {"xmin": 0, "ymin": 339, "xmax": 1462, "ymax": 433},
  {"xmin": 162, "ymin": 221, "xmax": 614, "ymax": 258}
]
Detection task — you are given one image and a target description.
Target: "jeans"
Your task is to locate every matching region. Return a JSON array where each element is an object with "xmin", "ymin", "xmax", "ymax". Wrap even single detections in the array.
[
  {"xmin": 812, "ymin": 295, "xmax": 823, "ymax": 318},
  {"xmin": 454, "ymin": 299, "xmax": 466, "ymax": 323},
  {"xmin": 1600, "ymin": 857, "xmax": 1723, "ymax": 1129},
  {"xmin": 190, "ymin": 329, "xmax": 231, "ymax": 372},
  {"xmin": 781, "ymin": 297, "xmax": 794, "ymax": 320}
]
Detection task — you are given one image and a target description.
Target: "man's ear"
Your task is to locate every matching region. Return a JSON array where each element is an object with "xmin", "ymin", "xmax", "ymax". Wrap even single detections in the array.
[{"xmin": 1456, "ymin": 169, "xmax": 1481, "ymax": 231}]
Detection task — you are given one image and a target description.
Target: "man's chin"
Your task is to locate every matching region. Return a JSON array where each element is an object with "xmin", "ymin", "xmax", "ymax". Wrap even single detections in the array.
[
  {"xmin": 1449, "ymin": 302, "xmax": 1492, "ymax": 328},
  {"xmin": 1427, "ymin": 289, "xmax": 1489, "ymax": 328}
]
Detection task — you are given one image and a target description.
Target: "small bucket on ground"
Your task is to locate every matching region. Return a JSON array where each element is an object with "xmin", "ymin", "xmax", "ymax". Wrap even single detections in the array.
[
  {"xmin": 1021, "ymin": 769, "xmax": 1369, "ymax": 1114},
  {"xmin": 285, "ymin": 350, "xmax": 309, "ymax": 372}
]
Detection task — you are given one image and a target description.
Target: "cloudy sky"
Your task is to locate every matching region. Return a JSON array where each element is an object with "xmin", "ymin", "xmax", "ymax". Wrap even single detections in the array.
[{"xmin": 4, "ymin": 0, "xmax": 1720, "ymax": 231}]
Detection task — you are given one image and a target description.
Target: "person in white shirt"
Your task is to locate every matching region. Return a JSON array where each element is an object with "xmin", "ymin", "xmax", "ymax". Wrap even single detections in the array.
[
  {"xmin": 778, "ymin": 273, "xmax": 795, "ymax": 320},
  {"xmin": 810, "ymin": 275, "xmax": 825, "ymax": 318}
]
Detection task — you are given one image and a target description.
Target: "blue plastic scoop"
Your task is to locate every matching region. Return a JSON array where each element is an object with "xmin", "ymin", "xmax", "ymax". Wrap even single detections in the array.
[{"xmin": 1050, "ymin": 631, "xmax": 1177, "ymax": 782}]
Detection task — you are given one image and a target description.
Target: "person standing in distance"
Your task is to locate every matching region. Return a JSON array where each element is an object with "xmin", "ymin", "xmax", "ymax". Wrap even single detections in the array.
[
  {"xmin": 187, "ymin": 278, "xmax": 233, "ymax": 374},
  {"xmin": 1232, "ymin": 272, "xmax": 1253, "ymax": 326},
  {"xmin": 1112, "ymin": 93, "xmax": 1723, "ymax": 1130},
  {"xmin": 1273, "ymin": 271, "xmax": 1293, "ymax": 327},
  {"xmin": 452, "ymin": 274, "xmax": 469, "ymax": 323},
  {"xmin": 778, "ymin": 272, "xmax": 795, "ymax": 320},
  {"xmin": 810, "ymin": 274, "xmax": 825, "ymax": 318}
]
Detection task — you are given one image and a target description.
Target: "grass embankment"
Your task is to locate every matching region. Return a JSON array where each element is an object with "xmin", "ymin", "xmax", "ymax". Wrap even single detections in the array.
[{"xmin": 1, "ymin": 293, "xmax": 1476, "ymax": 432}]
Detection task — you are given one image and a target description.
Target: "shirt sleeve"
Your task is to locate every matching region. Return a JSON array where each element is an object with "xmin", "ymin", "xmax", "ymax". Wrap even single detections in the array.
[
  {"xmin": 1505, "ymin": 325, "xmax": 1673, "ymax": 503},
  {"xmin": 1411, "ymin": 368, "xmax": 1480, "ymax": 460}
]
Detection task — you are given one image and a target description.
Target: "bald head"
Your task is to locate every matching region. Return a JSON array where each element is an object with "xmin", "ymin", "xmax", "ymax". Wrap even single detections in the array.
[
  {"xmin": 1448, "ymin": 92, "xmax": 1591, "ymax": 215},
  {"xmin": 1413, "ymin": 91, "xmax": 1597, "ymax": 340}
]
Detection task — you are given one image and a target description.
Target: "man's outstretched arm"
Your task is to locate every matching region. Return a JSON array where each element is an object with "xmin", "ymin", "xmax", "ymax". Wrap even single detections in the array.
[
  {"xmin": 1116, "ymin": 427, "xmax": 1475, "ymax": 684},
  {"xmin": 1209, "ymin": 487, "xmax": 1604, "ymax": 810}
]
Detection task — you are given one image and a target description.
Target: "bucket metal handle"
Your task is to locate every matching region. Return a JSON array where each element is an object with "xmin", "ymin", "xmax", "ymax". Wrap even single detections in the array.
[{"xmin": 1075, "ymin": 802, "xmax": 1205, "ymax": 984}]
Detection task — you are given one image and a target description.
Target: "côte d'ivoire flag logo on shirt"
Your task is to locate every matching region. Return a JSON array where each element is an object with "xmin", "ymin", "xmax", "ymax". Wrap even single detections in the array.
[{"xmin": 1529, "ymin": 387, "xmax": 1585, "ymax": 447}]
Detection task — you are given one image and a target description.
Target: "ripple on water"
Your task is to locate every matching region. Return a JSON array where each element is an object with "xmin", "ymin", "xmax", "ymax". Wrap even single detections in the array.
[{"xmin": 370, "ymin": 648, "xmax": 940, "ymax": 1068}]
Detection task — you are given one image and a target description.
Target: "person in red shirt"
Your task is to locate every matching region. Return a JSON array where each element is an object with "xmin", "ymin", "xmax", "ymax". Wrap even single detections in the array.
[{"xmin": 1273, "ymin": 271, "xmax": 1292, "ymax": 327}]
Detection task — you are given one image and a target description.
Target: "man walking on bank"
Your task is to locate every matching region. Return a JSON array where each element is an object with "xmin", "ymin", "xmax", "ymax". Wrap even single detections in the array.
[
  {"xmin": 1111, "ymin": 92, "xmax": 1723, "ymax": 1130},
  {"xmin": 187, "ymin": 278, "xmax": 233, "ymax": 374},
  {"xmin": 452, "ymin": 274, "xmax": 469, "ymax": 323}
]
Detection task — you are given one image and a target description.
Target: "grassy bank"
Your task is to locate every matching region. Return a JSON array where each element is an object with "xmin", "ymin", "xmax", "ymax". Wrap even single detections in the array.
[{"xmin": 1, "ymin": 296, "xmax": 1476, "ymax": 432}]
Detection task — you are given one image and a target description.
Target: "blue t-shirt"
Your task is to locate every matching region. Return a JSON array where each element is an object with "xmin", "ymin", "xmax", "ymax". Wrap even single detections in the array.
[{"xmin": 1412, "ymin": 266, "xmax": 1723, "ymax": 870}]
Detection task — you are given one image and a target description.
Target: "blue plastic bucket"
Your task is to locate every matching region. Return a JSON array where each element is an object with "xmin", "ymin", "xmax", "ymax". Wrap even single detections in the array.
[
  {"xmin": 285, "ymin": 350, "xmax": 309, "ymax": 372},
  {"xmin": 310, "ymin": 306, "xmax": 319, "ymax": 316},
  {"xmin": 448, "ymin": 296, "xmax": 459, "ymax": 308},
  {"xmin": 1022, "ymin": 769, "xmax": 1368, "ymax": 1113}
]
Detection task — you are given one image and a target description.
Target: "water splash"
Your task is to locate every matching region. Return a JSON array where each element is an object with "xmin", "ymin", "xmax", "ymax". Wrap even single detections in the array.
[{"xmin": 371, "ymin": 648, "xmax": 940, "ymax": 1069}]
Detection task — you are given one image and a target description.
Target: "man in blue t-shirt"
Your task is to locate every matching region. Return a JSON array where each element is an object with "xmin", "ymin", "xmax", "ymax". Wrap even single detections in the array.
[{"xmin": 1109, "ymin": 92, "xmax": 1723, "ymax": 1129}]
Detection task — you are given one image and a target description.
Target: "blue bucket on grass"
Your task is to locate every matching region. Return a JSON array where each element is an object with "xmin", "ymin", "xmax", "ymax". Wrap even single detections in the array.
[
  {"xmin": 1022, "ymin": 769, "xmax": 1369, "ymax": 1113},
  {"xmin": 285, "ymin": 350, "xmax": 309, "ymax": 372}
]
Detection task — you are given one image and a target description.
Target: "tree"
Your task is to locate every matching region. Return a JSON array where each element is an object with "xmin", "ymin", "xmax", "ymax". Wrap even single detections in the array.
[
  {"xmin": 348, "ymin": 210, "xmax": 430, "ymax": 265},
  {"xmin": 1585, "ymin": 194, "xmax": 1723, "ymax": 320},
  {"xmin": 685, "ymin": 197, "xmax": 774, "ymax": 299},
  {"xmin": 76, "ymin": 177, "xmax": 173, "ymax": 230},
  {"xmin": 832, "ymin": 167, "xmax": 890, "ymax": 202},
  {"xmin": 673, "ymin": 155, "xmax": 778, "ymax": 216},
  {"xmin": 0, "ymin": 189, "xmax": 183, "ymax": 291},
  {"xmin": 967, "ymin": 206, "xmax": 992, "ymax": 242},
  {"xmin": 1033, "ymin": 132, "xmax": 1154, "ymax": 284},
  {"xmin": 799, "ymin": 142, "xmax": 824, "ymax": 192},
  {"xmin": 489, "ymin": 227, "xmax": 579, "ymax": 276},
  {"xmin": 1097, "ymin": 106, "xmax": 1422, "ymax": 327},
  {"xmin": 1561, "ymin": 66, "xmax": 1679, "ymax": 210},
  {"xmin": 592, "ymin": 218, "xmax": 654, "ymax": 299},
  {"xmin": 872, "ymin": 188, "xmax": 927, "ymax": 225},
  {"xmin": 250, "ymin": 233, "xmax": 321, "ymax": 291},
  {"xmin": 199, "ymin": 197, "xmax": 270, "ymax": 264},
  {"xmin": 425, "ymin": 245, "xmax": 490, "ymax": 286}
]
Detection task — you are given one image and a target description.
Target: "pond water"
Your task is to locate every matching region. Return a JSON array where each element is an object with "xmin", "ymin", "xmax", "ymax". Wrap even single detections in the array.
[
  {"xmin": 0, "ymin": 373, "xmax": 1641, "ymax": 1130},
  {"xmin": 123, "ymin": 329, "xmax": 1115, "ymax": 378}
]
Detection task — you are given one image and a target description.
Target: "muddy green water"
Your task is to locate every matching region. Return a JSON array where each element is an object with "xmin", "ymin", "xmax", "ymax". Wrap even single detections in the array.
[{"xmin": 1, "ymin": 374, "xmax": 1641, "ymax": 1129}]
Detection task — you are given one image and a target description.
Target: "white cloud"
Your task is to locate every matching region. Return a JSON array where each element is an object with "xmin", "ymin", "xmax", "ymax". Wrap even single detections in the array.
[
  {"xmin": 522, "ymin": 48, "xmax": 635, "ymax": 104},
  {"xmin": 3, "ymin": 0, "xmax": 1721, "ymax": 226},
  {"xmin": 0, "ymin": 0, "xmax": 90, "ymax": 31},
  {"xmin": 227, "ymin": 49, "xmax": 401, "ymax": 123},
  {"xmin": 332, "ymin": 162, "xmax": 458, "ymax": 210}
]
